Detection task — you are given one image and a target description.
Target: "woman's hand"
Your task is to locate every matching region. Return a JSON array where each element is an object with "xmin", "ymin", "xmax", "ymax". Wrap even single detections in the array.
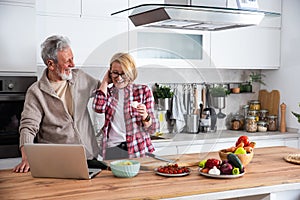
[
  {"xmin": 99, "ymin": 69, "xmax": 112, "ymax": 95},
  {"xmin": 103, "ymin": 70, "xmax": 112, "ymax": 85},
  {"xmin": 137, "ymin": 104, "xmax": 152, "ymax": 127},
  {"xmin": 136, "ymin": 103, "xmax": 147, "ymax": 119}
]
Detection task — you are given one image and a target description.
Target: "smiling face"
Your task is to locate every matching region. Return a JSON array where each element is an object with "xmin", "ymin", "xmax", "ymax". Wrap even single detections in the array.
[
  {"xmin": 47, "ymin": 47, "xmax": 75, "ymax": 81},
  {"xmin": 110, "ymin": 61, "xmax": 130, "ymax": 89}
]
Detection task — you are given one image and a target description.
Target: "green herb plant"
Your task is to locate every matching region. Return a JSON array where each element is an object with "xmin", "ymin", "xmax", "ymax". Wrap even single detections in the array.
[
  {"xmin": 153, "ymin": 83, "xmax": 174, "ymax": 99},
  {"xmin": 249, "ymin": 72, "xmax": 266, "ymax": 85},
  {"xmin": 292, "ymin": 103, "xmax": 300, "ymax": 123},
  {"xmin": 210, "ymin": 86, "xmax": 230, "ymax": 97}
]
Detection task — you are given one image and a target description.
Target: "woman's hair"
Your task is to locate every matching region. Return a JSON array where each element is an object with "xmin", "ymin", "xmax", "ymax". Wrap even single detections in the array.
[
  {"xmin": 110, "ymin": 52, "xmax": 137, "ymax": 82},
  {"xmin": 41, "ymin": 35, "xmax": 71, "ymax": 65}
]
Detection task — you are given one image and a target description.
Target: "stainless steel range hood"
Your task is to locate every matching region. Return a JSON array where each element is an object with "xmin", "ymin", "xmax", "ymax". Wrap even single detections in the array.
[{"xmin": 112, "ymin": 4, "xmax": 280, "ymax": 31}]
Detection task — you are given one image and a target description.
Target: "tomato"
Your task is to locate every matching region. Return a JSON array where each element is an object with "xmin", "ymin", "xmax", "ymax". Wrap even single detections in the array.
[{"xmin": 235, "ymin": 135, "xmax": 250, "ymax": 147}]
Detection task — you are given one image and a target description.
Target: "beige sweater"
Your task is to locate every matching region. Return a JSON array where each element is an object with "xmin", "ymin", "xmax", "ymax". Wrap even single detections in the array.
[{"xmin": 19, "ymin": 69, "xmax": 101, "ymax": 159}]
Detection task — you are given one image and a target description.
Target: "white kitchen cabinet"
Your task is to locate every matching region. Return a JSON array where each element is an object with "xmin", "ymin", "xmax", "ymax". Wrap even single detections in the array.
[
  {"xmin": 128, "ymin": 28, "xmax": 211, "ymax": 68},
  {"xmin": 210, "ymin": 27, "xmax": 281, "ymax": 69},
  {"xmin": 82, "ymin": 0, "xmax": 128, "ymax": 19},
  {"xmin": 129, "ymin": 0, "xmax": 164, "ymax": 7},
  {"xmin": 209, "ymin": 0, "xmax": 281, "ymax": 69},
  {"xmin": 36, "ymin": 0, "xmax": 81, "ymax": 16},
  {"xmin": 36, "ymin": 0, "xmax": 129, "ymax": 68},
  {"xmin": 0, "ymin": 1, "xmax": 36, "ymax": 73}
]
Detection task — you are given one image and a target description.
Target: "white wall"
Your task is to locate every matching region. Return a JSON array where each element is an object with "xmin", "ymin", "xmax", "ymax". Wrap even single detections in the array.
[{"xmin": 263, "ymin": 0, "xmax": 300, "ymax": 129}]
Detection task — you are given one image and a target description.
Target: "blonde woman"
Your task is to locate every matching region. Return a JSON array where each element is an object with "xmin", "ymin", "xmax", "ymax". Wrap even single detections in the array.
[{"xmin": 93, "ymin": 53, "xmax": 159, "ymax": 160}]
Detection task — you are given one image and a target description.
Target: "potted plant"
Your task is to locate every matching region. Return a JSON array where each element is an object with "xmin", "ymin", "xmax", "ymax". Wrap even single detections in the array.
[
  {"xmin": 239, "ymin": 72, "xmax": 266, "ymax": 93},
  {"xmin": 292, "ymin": 103, "xmax": 300, "ymax": 123},
  {"xmin": 249, "ymin": 72, "xmax": 266, "ymax": 85},
  {"xmin": 209, "ymin": 85, "xmax": 229, "ymax": 97},
  {"xmin": 153, "ymin": 83, "xmax": 174, "ymax": 111}
]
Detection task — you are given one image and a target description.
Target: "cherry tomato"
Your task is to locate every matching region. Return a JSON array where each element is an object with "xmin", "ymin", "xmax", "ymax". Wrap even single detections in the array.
[{"xmin": 236, "ymin": 135, "xmax": 250, "ymax": 147}]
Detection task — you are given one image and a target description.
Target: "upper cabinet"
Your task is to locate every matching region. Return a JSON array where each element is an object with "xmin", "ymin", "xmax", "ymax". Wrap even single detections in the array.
[
  {"xmin": 210, "ymin": 0, "xmax": 282, "ymax": 69},
  {"xmin": 128, "ymin": 28, "xmax": 211, "ymax": 68},
  {"xmin": 210, "ymin": 27, "xmax": 280, "ymax": 69},
  {"xmin": 36, "ymin": 0, "xmax": 129, "ymax": 67},
  {"xmin": 0, "ymin": 0, "xmax": 36, "ymax": 73}
]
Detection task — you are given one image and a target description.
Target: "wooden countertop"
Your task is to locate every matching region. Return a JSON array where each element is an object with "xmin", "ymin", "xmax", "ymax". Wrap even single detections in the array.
[{"xmin": 1, "ymin": 146, "xmax": 300, "ymax": 200}]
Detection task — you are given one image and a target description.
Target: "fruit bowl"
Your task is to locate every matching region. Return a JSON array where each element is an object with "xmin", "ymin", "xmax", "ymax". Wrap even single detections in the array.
[
  {"xmin": 110, "ymin": 160, "xmax": 140, "ymax": 178},
  {"xmin": 219, "ymin": 149, "xmax": 254, "ymax": 166}
]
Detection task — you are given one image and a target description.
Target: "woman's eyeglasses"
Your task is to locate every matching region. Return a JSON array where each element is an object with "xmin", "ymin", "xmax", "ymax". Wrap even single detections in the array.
[{"xmin": 110, "ymin": 71, "xmax": 127, "ymax": 79}]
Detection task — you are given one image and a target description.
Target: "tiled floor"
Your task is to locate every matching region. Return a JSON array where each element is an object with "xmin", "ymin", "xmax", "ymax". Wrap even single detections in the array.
[{"xmin": 0, "ymin": 157, "xmax": 21, "ymax": 170}]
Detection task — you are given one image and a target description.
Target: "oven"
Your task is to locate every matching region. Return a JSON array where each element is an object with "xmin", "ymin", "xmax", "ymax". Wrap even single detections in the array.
[{"xmin": 0, "ymin": 76, "xmax": 37, "ymax": 158}]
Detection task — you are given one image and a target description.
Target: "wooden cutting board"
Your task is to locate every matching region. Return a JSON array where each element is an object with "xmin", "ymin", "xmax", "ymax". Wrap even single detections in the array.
[{"xmin": 258, "ymin": 89, "xmax": 280, "ymax": 116}]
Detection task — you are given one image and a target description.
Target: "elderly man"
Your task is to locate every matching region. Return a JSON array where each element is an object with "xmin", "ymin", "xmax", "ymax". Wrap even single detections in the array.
[{"xmin": 13, "ymin": 35, "xmax": 107, "ymax": 173}]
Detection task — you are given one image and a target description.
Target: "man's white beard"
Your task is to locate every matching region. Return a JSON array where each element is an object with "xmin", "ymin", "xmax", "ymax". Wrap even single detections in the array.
[{"xmin": 58, "ymin": 69, "xmax": 73, "ymax": 80}]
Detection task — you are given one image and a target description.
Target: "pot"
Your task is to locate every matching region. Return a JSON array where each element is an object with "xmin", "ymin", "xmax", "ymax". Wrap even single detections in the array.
[
  {"xmin": 186, "ymin": 114, "xmax": 199, "ymax": 133},
  {"xmin": 211, "ymin": 96, "xmax": 225, "ymax": 109},
  {"xmin": 157, "ymin": 98, "xmax": 171, "ymax": 111}
]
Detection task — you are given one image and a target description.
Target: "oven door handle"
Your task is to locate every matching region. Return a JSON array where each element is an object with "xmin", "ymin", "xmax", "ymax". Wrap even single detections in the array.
[{"xmin": 0, "ymin": 94, "xmax": 25, "ymax": 101}]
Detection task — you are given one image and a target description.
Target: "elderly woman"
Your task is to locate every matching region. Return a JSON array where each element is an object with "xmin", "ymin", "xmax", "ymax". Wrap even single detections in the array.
[{"xmin": 93, "ymin": 52, "xmax": 159, "ymax": 160}]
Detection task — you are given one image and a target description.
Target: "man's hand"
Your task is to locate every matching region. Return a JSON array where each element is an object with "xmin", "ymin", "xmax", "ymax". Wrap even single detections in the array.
[{"xmin": 12, "ymin": 146, "xmax": 30, "ymax": 173}]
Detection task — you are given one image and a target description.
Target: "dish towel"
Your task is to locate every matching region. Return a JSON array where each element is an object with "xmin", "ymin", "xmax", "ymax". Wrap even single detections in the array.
[{"xmin": 170, "ymin": 88, "xmax": 186, "ymax": 133}]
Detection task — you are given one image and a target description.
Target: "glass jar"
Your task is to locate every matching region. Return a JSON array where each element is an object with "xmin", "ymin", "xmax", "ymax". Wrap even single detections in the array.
[
  {"xmin": 258, "ymin": 109, "xmax": 269, "ymax": 122},
  {"xmin": 242, "ymin": 104, "xmax": 249, "ymax": 118},
  {"xmin": 246, "ymin": 116, "xmax": 257, "ymax": 132},
  {"xmin": 267, "ymin": 115, "xmax": 278, "ymax": 131},
  {"xmin": 248, "ymin": 110, "xmax": 259, "ymax": 121},
  {"xmin": 249, "ymin": 100, "xmax": 261, "ymax": 111},
  {"xmin": 231, "ymin": 114, "xmax": 244, "ymax": 130},
  {"xmin": 257, "ymin": 121, "xmax": 268, "ymax": 132}
]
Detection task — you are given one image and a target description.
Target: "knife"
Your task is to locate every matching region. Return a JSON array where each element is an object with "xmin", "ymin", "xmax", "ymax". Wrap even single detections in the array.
[{"xmin": 145, "ymin": 152, "xmax": 176, "ymax": 163}]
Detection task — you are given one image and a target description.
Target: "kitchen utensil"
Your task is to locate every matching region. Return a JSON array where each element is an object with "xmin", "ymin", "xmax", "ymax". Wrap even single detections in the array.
[
  {"xmin": 198, "ymin": 103, "xmax": 203, "ymax": 133},
  {"xmin": 186, "ymin": 114, "xmax": 199, "ymax": 133},
  {"xmin": 258, "ymin": 90, "xmax": 280, "ymax": 116},
  {"xmin": 193, "ymin": 86, "xmax": 198, "ymax": 115},
  {"xmin": 145, "ymin": 152, "xmax": 176, "ymax": 163},
  {"xmin": 280, "ymin": 103, "xmax": 286, "ymax": 133},
  {"xmin": 203, "ymin": 107, "xmax": 217, "ymax": 132},
  {"xmin": 201, "ymin": 87, "xmax": 206, "ymax": 110}
]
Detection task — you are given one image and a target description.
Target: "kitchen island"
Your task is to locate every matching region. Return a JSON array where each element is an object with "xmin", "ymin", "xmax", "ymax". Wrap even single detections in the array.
[{"xmin": 1, "ymin": 146, "xmax": 300, "ymax": 200}]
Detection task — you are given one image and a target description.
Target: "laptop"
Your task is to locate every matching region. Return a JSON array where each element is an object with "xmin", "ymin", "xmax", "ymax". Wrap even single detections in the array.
[{"xmin": 24, "ymin": 143, "xmax": 101, "ymax": 179}]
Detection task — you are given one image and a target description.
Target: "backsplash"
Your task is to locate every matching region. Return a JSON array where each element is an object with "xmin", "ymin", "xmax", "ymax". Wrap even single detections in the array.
[{"xmin": 37, "ymin": 65, "xmax": 261, "ymax": 131}]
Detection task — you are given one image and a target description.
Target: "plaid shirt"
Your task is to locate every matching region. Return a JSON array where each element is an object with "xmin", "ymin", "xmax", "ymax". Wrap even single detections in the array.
[{"xmin": 93, "ymin": 84, "xmax": 159, "ymax": 159}]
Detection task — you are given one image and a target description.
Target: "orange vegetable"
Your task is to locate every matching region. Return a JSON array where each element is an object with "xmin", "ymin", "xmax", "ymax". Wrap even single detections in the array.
[
  {"xmin": 225, "ymin": 146, "xmax": 236, "ymax": 153},
  {"xmin": 201, "ymin": 168, "xmax": 209, "ymax": 173},
  {"xmin": 244, "ymin": 146, "xmax": 253, "ymax": 153},
  {"xmin": 248, "ymin": 141, "xmax": 256, "ymax": 148}
]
